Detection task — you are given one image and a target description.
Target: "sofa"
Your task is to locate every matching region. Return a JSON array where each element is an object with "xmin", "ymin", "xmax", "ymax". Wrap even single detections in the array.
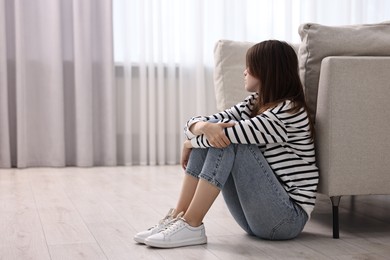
[{"xmin": 213, "ymin": 22, "xmax": 390, "ymax": 238}]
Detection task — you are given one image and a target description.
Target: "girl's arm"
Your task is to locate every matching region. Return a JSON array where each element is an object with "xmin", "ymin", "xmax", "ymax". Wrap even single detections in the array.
[
  {"xmin": 184, "ymin": 94, "xmax": 256, "ymax": 140},
  {"xmin": 191, "ymin": 114, "xmax": 286, "ymax": 148},
  {"xmin": 189, "ymin": 121, "xmax": 236, "ymax": 148},
  {"xmin": 190, "ymin": 103, "xmax": 294, "ymax": 148}
]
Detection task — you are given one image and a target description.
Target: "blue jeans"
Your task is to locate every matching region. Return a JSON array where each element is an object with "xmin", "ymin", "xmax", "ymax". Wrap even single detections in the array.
[{"xmin": 185, "ymin": 144, "xmax": 308, "ymax": 240}]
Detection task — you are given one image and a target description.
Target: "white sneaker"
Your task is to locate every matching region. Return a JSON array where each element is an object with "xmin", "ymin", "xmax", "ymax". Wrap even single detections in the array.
[
  {"xmin": 144, "ymin": 217, "xmax": 207, "ymax": 248},
  {"xmin": 134, "ymin": 208, "xmax": 176, "ymax": 244}
]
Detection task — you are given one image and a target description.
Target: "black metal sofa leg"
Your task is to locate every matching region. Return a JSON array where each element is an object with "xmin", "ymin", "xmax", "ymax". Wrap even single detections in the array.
[{"xmin": 330, "ymin": 196, "xmax": 341, "ymax": 239}]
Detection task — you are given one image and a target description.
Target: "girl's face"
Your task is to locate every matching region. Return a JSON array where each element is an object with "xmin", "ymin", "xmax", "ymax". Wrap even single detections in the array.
[{"xmin": 244, "ymin": 68, "xmax": 260, "ymax": 92}]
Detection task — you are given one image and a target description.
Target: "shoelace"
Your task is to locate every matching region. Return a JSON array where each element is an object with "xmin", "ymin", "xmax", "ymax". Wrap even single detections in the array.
[
  {"xmin": 158, "ymin": 208, "xmax": 175, "ymax": 225},
  {"xmin": 161, "ymin": 214, "xmax": 186, "ymax": 235},
  {"xmin": 147, "ymin": 208, "xmax": 175, "ymax": 230}
]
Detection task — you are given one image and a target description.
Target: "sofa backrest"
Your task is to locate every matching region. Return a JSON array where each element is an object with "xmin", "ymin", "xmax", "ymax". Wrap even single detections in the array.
[
  {"xmin": 298, "ymin": 22, "xmax": 390, "ymax": 119},
  {"xmin": 214, "ymin": 22, "xmax": 390, "ymax": 118}
]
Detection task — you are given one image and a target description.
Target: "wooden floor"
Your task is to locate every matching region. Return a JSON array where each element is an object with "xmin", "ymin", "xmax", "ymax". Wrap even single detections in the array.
[{"xmin": 1, "ymin": 166, "xmax": 390, "ymax": 260}]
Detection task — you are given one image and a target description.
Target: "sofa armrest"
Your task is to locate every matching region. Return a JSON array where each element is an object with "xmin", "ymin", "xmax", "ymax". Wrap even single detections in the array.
[{"xmin": 316, "ymin": 56, "xmax": 390, "ymax": 196}]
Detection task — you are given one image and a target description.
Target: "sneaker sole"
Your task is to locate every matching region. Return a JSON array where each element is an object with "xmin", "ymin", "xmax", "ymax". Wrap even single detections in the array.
[
  {"xmin": 145, "ymin": 237, "xmax": 207, "ymax": 248},
  {"xmin": 134, "ymin": 236, "xmax": 147, "ymax": 244}
]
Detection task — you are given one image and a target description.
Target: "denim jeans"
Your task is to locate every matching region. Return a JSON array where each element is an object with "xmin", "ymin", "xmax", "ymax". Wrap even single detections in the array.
[{"xmin": 185, "ymin": 144, "xmax": 308, "ymax": 240}]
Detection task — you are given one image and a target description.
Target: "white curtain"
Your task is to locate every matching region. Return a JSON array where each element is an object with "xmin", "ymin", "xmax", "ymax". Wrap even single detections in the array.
[
  {"xmin": 1, "ymin": 0, "xmax": 389, "ymax": 167},
  {"xmin": 113, "ymin": 0, "xmax": 390, "ymax": 166},
  {"xmin": 0, "ymin": 0, "xmax": 115, "ymax": 168}
]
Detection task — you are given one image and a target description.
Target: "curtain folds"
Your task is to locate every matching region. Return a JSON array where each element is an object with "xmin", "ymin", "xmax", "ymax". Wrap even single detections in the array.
[
  {"xmin": 1, "ymin": 0, "xmax": 388, "ymax": 168},
  {"xmin": 0, "ymin": 0, "xmax": 10, "ymax": 167},
  {"xmin": 0, "ymin": 0, "xmax": 116, "ymax": 168},
  {"xmin": 113, "ymin": 0, "xmax": 390, "ymax": 166},
  {"xmin": 114, "ymin": 0, "xmax": 217, "ymax": 166}
]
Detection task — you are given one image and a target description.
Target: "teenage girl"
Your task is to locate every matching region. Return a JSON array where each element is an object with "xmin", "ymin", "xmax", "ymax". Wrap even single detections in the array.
[{"xmin": 134, "ymin": 40, "xmax": 318, "ymax": 248}]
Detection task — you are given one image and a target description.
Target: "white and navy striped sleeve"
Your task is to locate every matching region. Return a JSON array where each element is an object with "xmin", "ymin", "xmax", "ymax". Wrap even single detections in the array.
[
  {"xmin": 223, "ymin": 109, "xmax": 287, "ymax": 145},
  {"xmin": 184, "ymin": 94, "xmax": 257, "ymax": 140},
  {"xmin": 190, "ymin": 101, "xmax": 288, "ymax": 148}
]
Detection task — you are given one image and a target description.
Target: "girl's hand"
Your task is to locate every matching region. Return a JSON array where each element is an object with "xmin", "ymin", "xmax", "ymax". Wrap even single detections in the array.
[
  {"xmin": 202, "ymin": 122, "xmax": 236, "ymax": 148},
  {"xmin": 181, "ymin": 140, "xmax": 193, "ymax": 170}
]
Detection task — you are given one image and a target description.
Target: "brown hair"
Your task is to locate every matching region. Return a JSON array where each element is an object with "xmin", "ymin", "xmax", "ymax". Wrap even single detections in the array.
[{"xmin": 246, "ymin": 40, "xmax": 314, "ymax": 137}]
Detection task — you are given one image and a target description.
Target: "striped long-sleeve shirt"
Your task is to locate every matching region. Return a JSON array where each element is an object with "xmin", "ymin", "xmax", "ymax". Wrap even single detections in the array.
[{"xmin": 184, "ymin": 93, "xmax": 319, "ymax": 216}]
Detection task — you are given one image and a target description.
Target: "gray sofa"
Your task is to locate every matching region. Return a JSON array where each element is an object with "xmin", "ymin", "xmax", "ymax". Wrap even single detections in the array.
[{"xmin": 213, "ymin": 22, "xmax": 390, "ymax": 238}]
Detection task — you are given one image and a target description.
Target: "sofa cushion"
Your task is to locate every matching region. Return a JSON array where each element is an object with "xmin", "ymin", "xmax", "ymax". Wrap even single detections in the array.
[
  {"xmin": 298, "ymin": 21, "xmax": 390, "ymax": 119},
  {"xmin": 214, "ymin": 40, "xmax": 299, "ymax": 111},
  {"xmin": 213, "ymin": 40, "xmax": 254, "ymax": 111}
]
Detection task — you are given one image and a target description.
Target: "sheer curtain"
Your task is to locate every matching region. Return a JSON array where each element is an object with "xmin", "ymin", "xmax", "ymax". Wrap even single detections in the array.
[
  {"xmin": 0, "ymin": 0, "xmax": 115, "ymax": 168},
  {"xmin": 1, "ymin": 0, "xmax": 388, "ymax": 168},
  {"xmin": 113, "ymin": 0, "xmax": 389, "ymax": 166}
]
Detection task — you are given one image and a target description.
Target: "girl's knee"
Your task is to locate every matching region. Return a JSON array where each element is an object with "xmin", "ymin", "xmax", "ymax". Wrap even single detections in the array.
[
  {"xmin": 186, "ymin": 148, "xmax": 209, "ymax": 177},
  {"xmin": 190, "ymin": 147, "xmax": 209, "ymax": 158}
]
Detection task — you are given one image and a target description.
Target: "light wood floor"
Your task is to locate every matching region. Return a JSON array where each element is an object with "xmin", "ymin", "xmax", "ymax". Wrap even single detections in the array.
[{"xmin": 1, "ymin": 166, "xmax": 390, "ymax": 260}]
